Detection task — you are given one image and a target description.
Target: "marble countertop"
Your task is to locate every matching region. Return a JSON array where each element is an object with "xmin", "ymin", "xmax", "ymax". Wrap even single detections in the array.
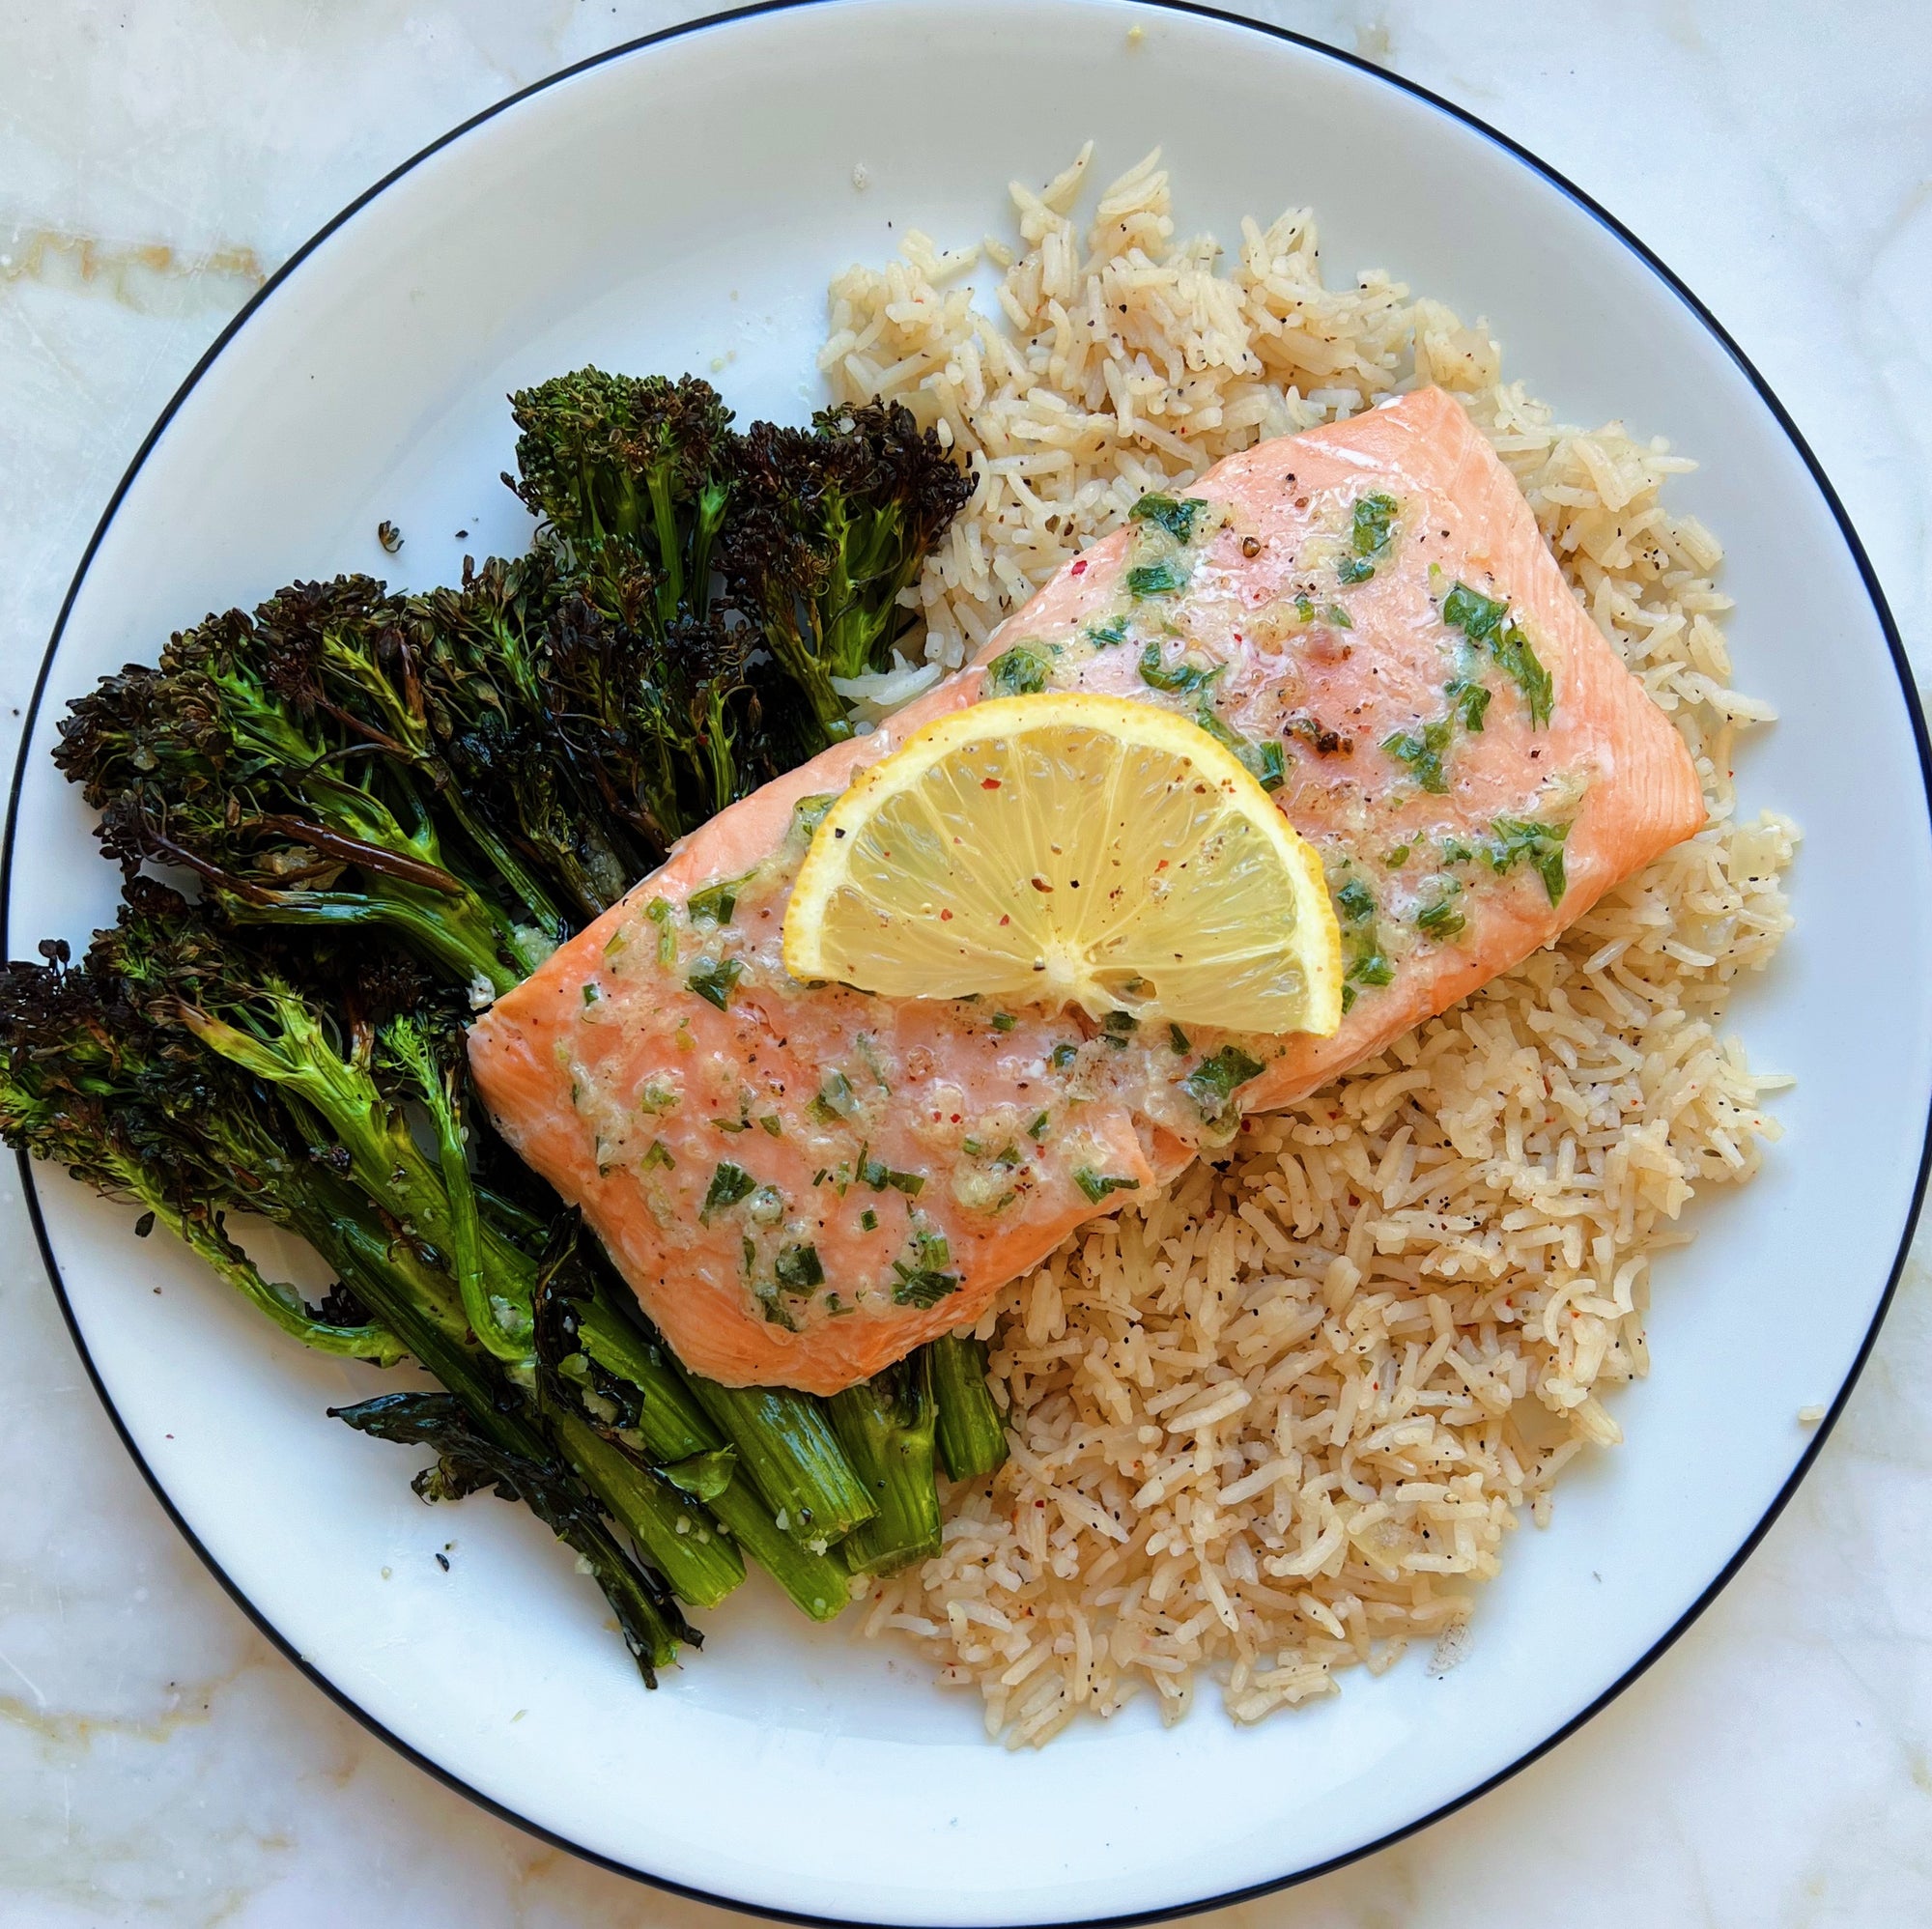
[{"xmin": 3, "ymin": 2, "xmax": 1929, "ymax": 1922}]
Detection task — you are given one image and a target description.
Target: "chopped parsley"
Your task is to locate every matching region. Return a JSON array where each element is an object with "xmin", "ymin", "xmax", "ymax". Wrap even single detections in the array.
[
  {"xmin": 1138, "ymin": 640, "xmax": 1220, "ymax": 694},
  {"xmin": 1486, "ymin": 815, "xmax": 1573, "ymax": 904},
  {"xmin": 1334, "ymin": 878, "xmax": 1377, "ymax": 924},
  {"xmin": 760, "ymin": 1114, "xmax": 783, "ymax": 1137},
  {"xmin": 700, "ymin": 1161, "xmax": 754, "ymax": 1221},
  {"xmin": 1183, "ymin": 1045, "xmax": 1266, "ymax": 1127},
  {"xmin": 1028, "ymin": 1110, "xmax": 1051, "ymax": 1140},
  {"xmin": 891, "ymin": 1231, "xmax": 959, "ymax": 1308},
  {"xmin": 1129, "ymin": 492, "xmax": 1210, "ymax": 544},
  {"xmin": 1383, "ymin": 845, "xmax": 1411, "ymax": 869},
  {"xmin": 1049, "ymin": 1042, "xmax": 1078, "ymax": 1069},
  {"xmin": 1341, "ymin": 984, "xmax": 1357, "ymax": 1014},
  {"xmin": 1415, "ymin": 893, "xmax": 1466, "ymax": 941},
  {"xmin": 687, "ymin": 870, "xmax": 752, "ymax": 926},
  {"xmin": 1383, "ymin": 718, "xmax": 1453, "ymax": 794},
  {"xmin": 1337, "ymin": 491, "xmax": 1399, "ymax": 584},
  {"xmin": 1325, "ymin": 602, "xmax": 1354, "ymax": 630},
  {"xmin": 1347, "ymin": 947, "xmax": 1396, "ymax": 987},
  {"xmin": 1073, "ymin": 1168, "xmax": 1141, "ymax": 1203},
  {"xmin": 1127, "ymin": 557, "xmax": 1187, "ymax": 599},
  {"xmin": 638, "ymin": 1078, "xmax": 677, "ymax": 1115},
  {"xmin": 1102, "ymin": 1010, "xmax": 1138, "ymax": 1035},
  {"xmin": 1169, "ymin": 1023, "xmax": 1191, "ymax": 1054},
  {"xmin": 1445, "ymin": 676, "xmax": 1492, "ymax": 733},
  {"xmin": 686, "ymin": 958, "xmax": 742, "ymax": 1010},
  {"xmin": 857, "ymin": 1151, "xmax": 924, "ymax": 1196},
  {"xmin": 860, "ymin": 1208, "xmax": 878, "ymax": 1232},
  {"xmin": 1194, "ymin": 705, "xmax": 1287, "ymax": 790},
  {"xmin": 991, "ymin": 1012, "xmax": 1016, "ymax": 1032},
  {"xmin": 644, "ymin": 896, "xmax": 676, "ymax": 966},
  {"xmin": 986, "ymin": 642, "xmax": 1051, "ymax": 696},
  {"xmin": 1086, "ymin": 616, "xmax": 1130, "ymax": 647},
  {"xmin": 809, "ymin": 1070, "xmax": 858, "ymax": 1124},
  {"xmin": 774, "ymin": 1243, "xmax": 824, "ymax": 1291},
  {"xmin": 640, "ymin": 1139, "xmax": 674, "ymax": 1172},
  {"xmin": 1441, "ymin": 581, "xmax": 1554, "ymax": 725}
]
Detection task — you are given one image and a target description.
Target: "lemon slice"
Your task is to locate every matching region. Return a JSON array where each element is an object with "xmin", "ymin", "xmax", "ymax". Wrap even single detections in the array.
[{"xmin": 782, "ymin": 693, "xmax": 1343, "ymax": 1035}]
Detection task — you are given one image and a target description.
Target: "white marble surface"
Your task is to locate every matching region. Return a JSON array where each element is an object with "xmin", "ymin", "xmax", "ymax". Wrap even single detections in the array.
[{"xmin": 3, "ymin": 1, "xmax": 1929, "ymax": 1922}]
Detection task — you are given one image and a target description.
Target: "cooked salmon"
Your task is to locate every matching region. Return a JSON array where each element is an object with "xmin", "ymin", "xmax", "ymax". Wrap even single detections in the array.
[{"xmin": 469, "ymin": 386, "xmax": 1704, "ymax": 1394}]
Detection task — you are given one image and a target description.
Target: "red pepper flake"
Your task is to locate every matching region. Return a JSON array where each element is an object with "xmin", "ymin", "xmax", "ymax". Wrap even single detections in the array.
[
  {"xmin": 1071, "ymin": 558, "xmax": 1089, "ymax": 576},
  {"xmin": 981, "ymin": 777, "xmax": 1002, "ymax": 790},
  {"xmin": 940, "ymin": 909, "xmax": 952, "ymax": 921}
]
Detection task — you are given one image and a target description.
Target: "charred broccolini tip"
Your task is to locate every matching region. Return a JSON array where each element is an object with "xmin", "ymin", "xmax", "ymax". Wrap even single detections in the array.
[
  {"xmin": 508, "ymin": 367, "xmax": 735, "ymax": 626},
  {"xmin": 53, "ymin": 577, "xmax": 564, "ymax": 994},
  {"xmin": 0, "ymin": 915, "xmax": 407, "ymax": 1365},
  {"xmin": 720, "ymin": 397, "xmax": 978, "ymax": 749}
]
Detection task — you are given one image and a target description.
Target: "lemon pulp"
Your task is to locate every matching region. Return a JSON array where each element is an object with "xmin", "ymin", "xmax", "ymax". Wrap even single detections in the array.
[{"xmin": 781, "ymin": 693, "xmax": 1343, "ymax": 1036}]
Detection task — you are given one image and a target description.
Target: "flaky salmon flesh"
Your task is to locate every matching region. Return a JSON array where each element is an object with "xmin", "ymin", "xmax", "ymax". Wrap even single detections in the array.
[{"xmin": 469, "ymin": 385, "xmax": 1703, "ymax": 1394}]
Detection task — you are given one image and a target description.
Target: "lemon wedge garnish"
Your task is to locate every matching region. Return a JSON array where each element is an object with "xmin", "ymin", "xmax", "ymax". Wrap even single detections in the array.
[{"xmin": 781, "ymin": 693, "xmax": 1343, "ymax": 1035}]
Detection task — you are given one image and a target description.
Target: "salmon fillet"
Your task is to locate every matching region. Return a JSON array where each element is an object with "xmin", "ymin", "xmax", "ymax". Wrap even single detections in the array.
[{"xmin": 469, "ymin": 386, "xmax": 1703, "ymax": 1393}]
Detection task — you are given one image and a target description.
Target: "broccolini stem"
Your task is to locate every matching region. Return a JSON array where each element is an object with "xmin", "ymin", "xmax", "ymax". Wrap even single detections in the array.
[
  {"xmin": 681, "ymin": 1376, "xmax": 876, "ymax": 1548},
  {"xmin": 387, "ymin": 1019, "xmax": 534, "ymax": 1366},
  {"xmin": 159, "ymin": 1195, "xmax": 407, "ymax": 1365},
  {"xmin": 928, "ymin": 1333, "xmax": 1009, "ymax": 1482},
  {"xmin": 318, "ymin": 1206, "xmax": 693, "ymax": 1669},
  {"xmin": 549, "ymin": 1410, "xmax": 745, "ymax": 1608},
  {"xmin": 706, "ymin": 1481, "xmax": 852, "ymax": 1621},
  {"xmin": 571, "ymin": 1291, "xmax": 854, "ymax": 1618},
  {"xmin": 209, "ymin": 883, "xmax": 526, "ymax": 996},
  {"xmin": 828, "ymin": 1354, "xmax": 942, "ymax": 1576}
]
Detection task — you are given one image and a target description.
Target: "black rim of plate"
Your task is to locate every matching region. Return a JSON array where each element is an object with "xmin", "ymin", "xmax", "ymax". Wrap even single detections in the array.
[{"xmin": 8, "ymin": 1, "xmax": 1928, "ymax": 1922}]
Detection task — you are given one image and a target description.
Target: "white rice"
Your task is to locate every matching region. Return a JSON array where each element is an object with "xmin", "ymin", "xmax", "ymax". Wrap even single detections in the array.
[{"xmin": 819, "ymin": 146, "xmax": 1795, "ymax": 1745}]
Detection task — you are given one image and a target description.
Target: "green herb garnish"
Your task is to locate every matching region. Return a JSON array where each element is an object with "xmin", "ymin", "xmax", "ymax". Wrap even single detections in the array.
[
  {"xmin": 860, "ymin": 1208, "xmax": 878, "ymax": 1232},
  {"xmin": 774, "ymin": 1243, "xmax": 824, "ymax": 1291},
  {"xmin": 1486, "ymin": 815, "xmax": 1573, "ymax": 904},
  {"xmin": 1073, "ymin": 1168, "xmax": 1140, "ymax": 1203},
  {"xmin": 644, "ymin": 895, "xmax": 676, "ymax": 966},
  {"xmin": 700, "ymin": 1161, "xmax": 754, "ymax": 1221},
  {"xmin": 1028, "ymin": 1110, "xmax": 1051, "ymax": 1140},
  {"xmin": 640, "ymin": 1139, "xmax": 674, "ymax": 1172},
  {"xmin": 1138, "ymin": 641, "xmax": 1220, "ymax": 694},
  {"xmin": 686, "ymin": 958, "xmax": 742, "ymax": 1010},
  {"xmin": 1128, "ymin": 493, "xmax": 1209, "ymax": 544},
  {"xmin": 891, "ymin": 1231, "xmax": 959, "ymax": 1307},
  {"xmin": 1183, "ymin": 1045, "xmax": 1266, "ymax": 1126},
  {"xmin": 991, "ymin": 1012, "xmax": 1016, "ymax": 1032},
  {"xmin": 688, "ymin": 870, "xmax": 753, "ymax": 926},
  {"xmin": 1086, "ymin": 617, "xmax": 1130, "ymax": 648},
  {"xmin": 1049, "ymin": 1042, "xmax": 1078, "ymax": 1069},
  {"xmin": 1127, "ymin": 558, "xmax": 1187, "ymax": 599},
  {"xmin": 1169, "ymin": 1023, "xmax": 1190, "ymax": 1054},
  {"xmin": 986, "ymin": 643, "xmax": 1051, "ymax": 696},
  {"xmin": 1383, "ymin": 718, "xmax": 1453, "ymax": 794},
  {"xmin": 809, "ymin": 1070, "xmax": 858, "ymax": 1125},
  {"xmin": 582, "ymin": 982, "xmax": 600, "ymax": 1006},
  {"xmin": 1445, "ymin": 676, "xmax": 1492, "ymax": 733},
  {"xmin": 1441, "ymin": 581, "xmax": 1553, "ymax": 725},
  {"xmin": 1194, "ymin": 704, "xmax": 1286, "ymax": 790},
  {"xmin": 1334, "ymin": 878, "xmax": 1377, "ymax": 924},
  {"xmin": 1337, "ymin": 492, "xmax": 1399, "ymax": 584},
  {"xmin": 1415, "ymin": 894, "xmax": 1465, "ymax": 940}
]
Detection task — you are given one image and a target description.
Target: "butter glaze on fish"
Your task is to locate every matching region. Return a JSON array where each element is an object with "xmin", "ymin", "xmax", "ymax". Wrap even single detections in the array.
[{"xmin": 469, "ymin": 387, "xmax": 1703, "ymax": 1393}]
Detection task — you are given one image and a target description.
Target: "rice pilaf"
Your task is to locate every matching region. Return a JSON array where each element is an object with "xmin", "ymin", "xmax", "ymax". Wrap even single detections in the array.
[{"xmin": 819, "ymin": 145, "xmax": 1794, "ymax": 1745}]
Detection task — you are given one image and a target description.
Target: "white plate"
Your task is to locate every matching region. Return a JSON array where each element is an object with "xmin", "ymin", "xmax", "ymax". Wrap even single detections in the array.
[{"xmin": 10, "ymin": 3, "xmax": 1926, "ymax": 1921}]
